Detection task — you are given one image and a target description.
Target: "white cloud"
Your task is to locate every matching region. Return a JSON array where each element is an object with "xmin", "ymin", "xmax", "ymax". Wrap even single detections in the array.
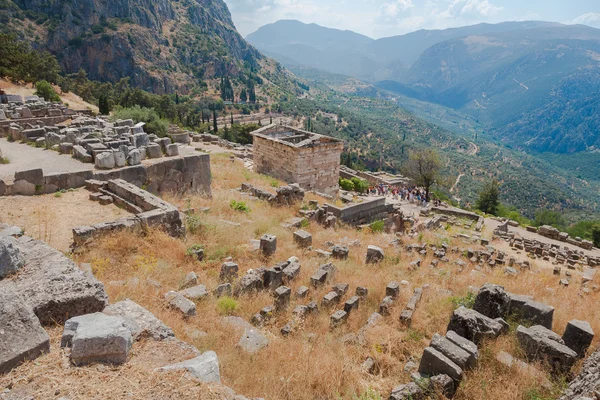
[
  {"xmin": 572, "ymin": 12, "xmax": 600, "ymax": 28},
  {"xmin": 380, "ymin": 0, "xmax": 415, "ymax": 18}
]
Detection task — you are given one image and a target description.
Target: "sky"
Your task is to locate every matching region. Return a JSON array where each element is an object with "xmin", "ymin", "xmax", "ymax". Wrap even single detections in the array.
[{"xmin": 223, "ymin": 0, "xmax": 600, "ymax": 39}]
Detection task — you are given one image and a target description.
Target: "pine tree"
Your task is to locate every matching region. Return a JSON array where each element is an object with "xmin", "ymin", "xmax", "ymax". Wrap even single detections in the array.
[
  {"xmin": 230, "ymin": 111, "xmax": 234, "ymax": 125},
  {"xmin": 98, "ymin": 93, "xmax": 110, "ymax": 115},
  {"xmin": 240, "ymin": 88, "xmax": 247, "ymax": 103},
  {"xmin": 476, "ymin": 180, "xmax": 500, "ymax": 215},
  {"xmin": 213, "ymin": 109, "xmax": 218, "ymax": 133},
  {"xmin": 270, "ymin": 116, "xmax": 273, "ymax": 125}
]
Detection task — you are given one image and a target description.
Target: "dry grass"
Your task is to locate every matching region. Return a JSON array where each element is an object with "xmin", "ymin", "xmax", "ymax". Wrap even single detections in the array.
[{"xmin": 3, "ymin": 154, "xmax": 599, "ymax": 399}]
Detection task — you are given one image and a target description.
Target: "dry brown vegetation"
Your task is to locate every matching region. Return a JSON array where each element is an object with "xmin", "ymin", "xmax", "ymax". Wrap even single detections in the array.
[{"xmin": 1, "ymin": 153, "xmax": 598, "ymax": 400}]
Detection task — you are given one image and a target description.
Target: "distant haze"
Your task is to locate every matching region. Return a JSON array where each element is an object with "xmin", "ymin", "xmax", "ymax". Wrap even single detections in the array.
[{"xmin": 225, "ymin": 0, "xmax": 600, "ymax": 38}]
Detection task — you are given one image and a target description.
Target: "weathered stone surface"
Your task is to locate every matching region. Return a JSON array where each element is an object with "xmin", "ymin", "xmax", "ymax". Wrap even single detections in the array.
[
  {"xmin": 165, "ymin": 292, "xmax": 197, "ymax": 317},
  {"xmin": 274, "ymin": 286, "xmax": 291, "ymax": 312},
  {"xmin": 64, "ymin": 313, "xmax": 133, "ymax": 366},
  {"xmin": 238, "ymin": 327, "xmax": 269, "ymax": 353},
  {"xmin": 520, "ymin": 300, "xmax": 554, "ymax": 329},
  {"xmin": 386, "ymin": 281, "xmax": 400, "ymax": 299},
  {"xmin": 559, "ymin": 347, "xmax": 600, "ymax": 399},
  {"xmin": 95, "ymin": 151, "xmax": 116, "ymax": 169},
  {"xmin": 213, "ymin": 283, "xmax": 232, "ymax": 298},
  {"xmin": 220, "ymin": 262, "xmax": 239, "ymax": 283},
  {"xmin": 165, "ymin": 143, "xmax": 179, "ymax": 157},
  {"xmin": 516, "ymin": 325, "xmax": 577, "ymax": 374},
  {"xmin": 430, "ymin": 374, "xmax": 456, "ymax": 398},
  {"xmin": 260, "ymin": 234, "xmax": 277, "ymax": 257},
  {"xmin": 0, "ymin": 282, "xmax": 50, "ymax": 374},
  {"xmin": 282, "ymin": 261, "xmax": 301, "ymax": 282},
  {"xmin": 322, "ymin": 291, "xmax": 341, "ymax": 307},
  {"xmin": 446, "ymin": 306, "xmax": 503, "ymax": 344},
  {"xmin": 0, "ymin": 236, "xmax": 25, "ymax": 279},
  {"xmin": 430, "ymin": 333, "xmax": 475, "ymax": 370},
  {"xmin": 293, "ymin": 230, "xmax": 312, "ymax": 248},
  {"xmin": 445, "ymin": 330, "xmax": 478, "ymax": 362},
  {"xmin": 473, "ymin": 283, "xmax": 510, "ymax": 319},
  {"xmin": 366, "ymin": 245, "xmax": 385, "ymax": 264},
  {"xmin": 156, "ymin": 351, "xmax": 220, "ymax": 383},
  {"xmin": 180, "ymin": 285, "xmax": 209, "ymax": 300},
  {"xmin": 296, "ymin": 286, "xmax": 309, "ymax": 298},
  {"xmin": 562, "ymin": 320, "xmax": 594, "ymax": 358},
  {"xmin": 103, "ymin": 299, "xmax": 174, "ymax": 341},
  {"xmin": 507, "ymin": 292, "xmax": 534, "ymax": 316},
  {"xmin": 389, "ymin": 382, "xmax": 424, "ymax": 400},
  {"xmin": 418, "ymin": 346, "xmax": 463, "ymax": 381},
  {"xmin": 331, "ymin": 245, "xmax": 349, "ymax": 260},
  {"xmin": 344, "ymin": 296, "xmax": 360, "ymax": 313},
  {"xmin": 180, "ymin": 271, "xmax": 198, "ymax": 289},
  {"xmin": 330, "ymin": 310, "xmax": 348, "ymax": 327},
  {"xmin": 128, "ymin": 149, "xmax": 142, "ymax": 165},
  {"xmin": 0, "ymin": 236, "xmax": 108, "ymax": 325},
  {"xmin": 146, "ymin": 143, "xmax": 162, "ymax": 158},
  {"xmin": 235, "ymin": 270, "xmax": 264, "ymax": 296}
]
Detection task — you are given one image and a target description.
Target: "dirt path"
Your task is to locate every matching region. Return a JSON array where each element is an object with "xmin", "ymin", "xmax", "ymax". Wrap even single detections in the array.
[{"xmin": 450, "ymin": 173, "xmax": 465, "ymax": 193}]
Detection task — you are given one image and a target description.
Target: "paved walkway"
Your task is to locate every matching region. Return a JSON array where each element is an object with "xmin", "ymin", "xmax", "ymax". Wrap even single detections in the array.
[{"xmin": 0, "ymin": 138, "xmax": 92, "ymax": 180}]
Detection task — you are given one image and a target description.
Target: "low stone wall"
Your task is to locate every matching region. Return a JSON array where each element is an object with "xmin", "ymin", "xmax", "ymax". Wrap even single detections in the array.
[
  {"xmin": 430, "ymin": 206, "xmax": 484, "ymax": 232},
  {"xmin": 0, "ymin": 115, "xmax": 72, "ymax": 134},
  {"xmin": 0, "ymin": 153, "xmax": 212, "ymax": 197},
  {"xmin": 325, "ymin": 198, "xmax": 392, "ymax": 225},
  {"xmin": 72, "ymin": 179, "xmax": 185, "ymax": 247}
]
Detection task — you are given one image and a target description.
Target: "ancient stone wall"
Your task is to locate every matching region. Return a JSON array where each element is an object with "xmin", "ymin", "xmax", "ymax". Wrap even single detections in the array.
[
  {"xmin": 0, "ymin": 154, "xmax": 211, "ymax": 197},
  {"xmin": 252, "ymin": 125, "xmax": 343, "ymax": 196},
  {"xmin": 325, "ymin": 198, "xmax": 392, "ymax": 225}
]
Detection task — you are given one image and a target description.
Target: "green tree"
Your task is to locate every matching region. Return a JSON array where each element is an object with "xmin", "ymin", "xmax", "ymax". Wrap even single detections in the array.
[
  {"xmin": 213, "ymin": 108, "xmax": 218, "ymax": 133},
  {"xmin": 34, "ymin": 80, "xmax": 61, "ymax": 102},
  {"xmin": 476, "ymin": 179, "xmax": 500, "ymax": 215},
  {"xmin": 592, "ymin": 224, "xmax": 600, "ymax": 247},
  {"xmin": 402, "ymin": 149, "xmax": 443, "ymax": 202},
  {"xmin": 98, "ymin": 93, "xmax": 110, "ymax": 115},
  {"xmin": 240, "ymin": 88, "xmax": 247, "ymax": 103},
  {"xmin": 534, "ymin": 209, "xmax": 566, "ymax": 230}
]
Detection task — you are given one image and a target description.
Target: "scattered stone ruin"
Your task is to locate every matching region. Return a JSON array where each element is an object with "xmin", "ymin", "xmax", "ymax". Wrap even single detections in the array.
[
  {"xmin": 72, "ymin": 178, "xmax": 185, "ymax": 247},
  {"xmin": 340, "ymin": 165, "xmax": 410, "ymax": 186},
  {"xmin": 0, "ymin": 94, "xmax": 88, "ymax": 130},
  {"xmin": 251, "ymin": 124, "xmax": 343, "ymax": 196}
]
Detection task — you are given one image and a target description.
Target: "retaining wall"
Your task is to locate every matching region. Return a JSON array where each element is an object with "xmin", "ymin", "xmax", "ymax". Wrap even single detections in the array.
[{"xmin": 0, "ymin": 153, "xmax": 212, "ymax": 197}]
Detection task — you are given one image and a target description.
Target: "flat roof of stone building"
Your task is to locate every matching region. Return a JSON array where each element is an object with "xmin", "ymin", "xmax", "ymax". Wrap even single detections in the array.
[{"xmin": 251, "ymin": 124, "xmax": 342, "ymax": 148}]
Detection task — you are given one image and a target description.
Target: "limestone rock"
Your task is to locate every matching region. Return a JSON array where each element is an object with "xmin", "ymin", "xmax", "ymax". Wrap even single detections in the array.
[
  {"xmin": 64, "ymin": 313, "xmax": 133, "ymax": 366},
  {"xmin": 180, "ymin": 285, "xmax": 209, "ymax": 300},
  {"xmin": 95, "ymin": 151, "xmax": 116, "ymax": 169},
  {"xmin": 156, "ymin": 351, "xmax": 220, "ymax": 383},
  {"xmin": 418, "ymin": 346, "xmax": 463, "ymax": 382},
  {"xmin": 366, "ymin": 245, "xmax": 384, "ymax": 264},
  {"xmin": 446, "ymin": 306, "xmax": 503, "ymax": 344},
  {"xmin": 562, "ymin": 320, "xmax": 594, "ymax": 358},
  {"xmin": 103, "ymin": 299, "xmax": 174, "ymax": 341},
  {"xmin": 165, "ymin": 291, "xmax": 197, "ymax": 317},
  {"xmin": 389, "ymin": 382, "xmax": 424, "ymax": 400},
  {"xmin": 473, "ymin": 283, "xmax": 510, "ymax": 319},
  {"xmin": 0, "ymin": 282, "xmax": 50, "ymax": 373},
  {"xmin": 0, "ymin": 236, "xmax": 108, "ymax": 325},
  {"xmin": 0, "ymin": 236, "xmax": 25, "ymax": 279},
  {"xmin": 516, "ymin": 325, "xmax": 577, "ymax": 374},
  {"xmin": 430, "ymin": 333, "xmax": 475, "ymax": 370}
]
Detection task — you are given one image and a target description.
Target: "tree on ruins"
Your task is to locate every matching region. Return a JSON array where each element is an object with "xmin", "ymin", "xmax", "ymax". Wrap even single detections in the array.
[
  {"xmin": 476, "ymin": 179, "xmax": 500, "ymax": 215},
  {"xmin": 402, "ymin": 149, "xmax": 443, "ymax": 202}
]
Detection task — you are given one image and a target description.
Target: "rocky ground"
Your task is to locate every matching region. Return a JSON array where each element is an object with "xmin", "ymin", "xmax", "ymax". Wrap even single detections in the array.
[{"xmin": 1, "ymin": 153, "xmax": 600, "ymax": 400}]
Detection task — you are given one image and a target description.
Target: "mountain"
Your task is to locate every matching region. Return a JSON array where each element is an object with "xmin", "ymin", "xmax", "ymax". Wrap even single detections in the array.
[
  {"xmin": 380, "ymin": 24, "xmax": 600, "ymax": 153},
  {"xmin": 246, "ymin": 20, "xmax": 559, "ymax": 82},
  {"xmin": 0, "ymin": 0, "xmax": 293, "ymax": 94}
]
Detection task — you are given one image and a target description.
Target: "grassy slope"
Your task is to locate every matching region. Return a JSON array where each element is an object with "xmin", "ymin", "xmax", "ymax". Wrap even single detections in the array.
[{"xmin": 1, "ymin": 154, "xmax": 594, "ymax": 399}]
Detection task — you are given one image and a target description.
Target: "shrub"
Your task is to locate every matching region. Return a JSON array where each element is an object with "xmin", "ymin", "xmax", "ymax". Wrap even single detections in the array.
[
  {"xmin": 350, "ymin": 177, "xmax": 368, "ymax": 194},
  {"xmin": 229, "ymin": 200, "xmax": 250, "ymax": 213},
  {"xmin": 450, "ymin": 291, "xmax": 476, "ymax": 309},
  {"xmin": 0, "ymin": 156, "xmax": 9, "ymax": 164},
  {"xmin": 111, "ymin": 105, "xmax": 168, "ymax": 136},
  {"xmin": 185, "ymin": 244, "xmax": 203, "ymax": 257},
  {"xmin": 339, "ymin": 178, "xmax": 354, "ymax": 191},
  {"xmin": 35, "ymin": 80, "xmax": 60, "ymax": 102},
  {"xmin": 217, "ymin": 296, "xmax": 238, "ymax": 315},
  {"xmin": 352, "ymin": 388, "xmax": 383, "ymax": 400},
  {"xmin": 369, "ymin": 220, "xmax": 385, "ymax": 233},
  {"xmin": 186, "ymin": 214, "xmax": 202, "ymax": 234}
]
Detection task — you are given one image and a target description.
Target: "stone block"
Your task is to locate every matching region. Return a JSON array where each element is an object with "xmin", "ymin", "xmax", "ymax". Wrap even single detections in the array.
[
  {"xmin": 95, "ymin": 152, "xmax": 116, "ymax": 169},
  {"xmin": 103, "ymin": 299, "xmax": 174, "ymax": 341},
  {"xmin": 366, "ymin": 245, "xmax": 385, "ymax": 264},
  {"xmin": 562, "ymin": 320, "xmax": 594, "ymax": 358},
  {"xmin": 0, "ymin": 283, "xmax": 50, "ymax": 374},
  {"xmin": 14, "ymin": 168, "xmax": 43, "ymax": 186},
  {"xmin": 418, "ymin": 346, "xmax": 463, "ymax": 381},
  {"xmin": 156, "ymin": 351, "xmax": 220, "ymax": 383},
  {"xmin": 521, "ymin": 300, "xmax": 554, "ymax": 329},
  {"xmin": 166, "ymin": 143, "xmax": 179, "ymax": 157},
  {"xmin": 386, "ymin": 281, "xmax": 400, "ymax": 299},
  {"xmin": 516, "ymin": 325, "xmax": 577, "ymax": 374},
  {"xmin": 282, "ymin": 261, "xmax": 301, "ymax": 282},
  {"xmin": 165, "ymin": 292, "xmax": 196, "ymax": 317},
  {"xmin": 344, "ymin": 296, "xmax": 360, "ymax": 313},
  {"xmin": 322, "ymin": 291, "xmax": 341, "ymax": 307},
  {"xmin": 356, "ymin": 286, "xmax": 368, "ymax": 299},
  {"xmin": 260, "ymin": 234, "xmax": 277, "ymax": 257},
  {"xmin": 220, "ymin": 262, "xmax": 239, "ymax": 283},
  {"xmin": 446, "ymin": 306, "xmax": 503, "ymax": 344},
  {"xmin": 1, "ymin": 236, "xmax": 108, "ymax": 325},
  {"xmin": 379, "ymin": 296, "xmax": 394, "ymax": 316},
  {"xmin": 430, "ymin": 374, "xmax": 455, "ymax": 398},
  {"xmin": 147, "ymin": 143, "xmax": 162, "ymax": 158},
  {"xmin": 274, "ymin": 286, "xmax": 291, "ymax": 312},
  {"xmin": 473, "ymin": 283, "xmax": 510, "ymax": 319},
  {"xmin": 331, "ymin": 245, "xmax": 349, "ymax": 260},
  {"xmin": 180, "ymin": 271, "xmax": 198, "ymax": 289},
  {"xmin": 332, "ymin": 282, "xmax": 349, "ymax": 296},
  {"xmin": 430, "ymin": 333, "xmax": 475, "ymax": 370},
  {"xmin": 296, "ymin": 286, "xmax": 309, "ymax": 298},
  {"xmin": 64, "ymin": 313, "xmax": 133, "ymax": 366},
  {"xmin": 0, "ymin": 236, "xmax": 25, "ymax": 279},
  {"xmin": 330, "ymin": 310, "xmax": 348, "ymax": 328},
  {"xmin": 389, "ymin": 383, "xmax": 424, "ymax": 400},
  {"xmin": 128, "ymin": 149, "xmax": 142, "ymax": 166},
  {"xmin": 179, "ymin": 285, "xmax": 209, "ymax": 301},
  {"xmin": 213, "ymin": 283, "xmax": 232, "ymax": 298}
]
